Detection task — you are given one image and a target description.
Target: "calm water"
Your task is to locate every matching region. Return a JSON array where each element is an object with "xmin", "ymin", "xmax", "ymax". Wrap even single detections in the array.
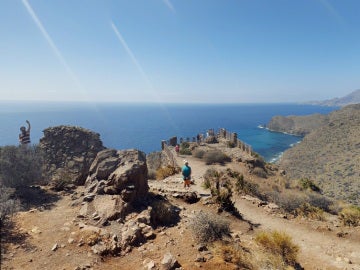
[{"xmin": 0, "ymin": 102, "xmax": 337, "ymax": 162}]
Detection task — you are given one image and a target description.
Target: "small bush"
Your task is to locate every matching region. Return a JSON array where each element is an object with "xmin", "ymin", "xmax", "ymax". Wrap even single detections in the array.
[
  {"xmin": 180, "ymin": 142, "xmax": 190, "ymax": 149},
  {"xmin": 0, "ymin": 145, "xmax": 44, "ymax": 189},
  {"xmin": 307, "ymin": 193, "xmax": 333, "ymax": 212},
  {"xmin": 298, "ymin": 178, "xmax": 321, "ymax": 192},
  {"xmin": 0, "ymin": 185, "xmax": 20, "ymax": 223},
  {"xmin": 150, "ymin": 199, "xmax": 180, "ymax": 226},
  {"xmin": 295, "ymin": 203, "xmax": 324, "ymax": 220},
  {"xmin": 234, "ymin": 173, "xmax": 260, "ymax": 198},
  {"xmin": 271, "ymin": 191, "xmax": 308, "ymax": 214},
  {"xmin": 215, "ymin": 242, "xmax": 253, "ymax": 269},
  {"xmin": 255, "ymin": 230, "xmax": 299, "ymax": 266},
  {"xmin": 193, "ymin": 149, "xmax": 205, "ymax": 159},
  {"xmin": 339, "ymin": 206, "xmax": 360, "ymax": 226},
  {"xmin": 156, "ymin": 165, "xmax": 179, "ymax": 180},
  {"xmin": 204, "ymin": 150, "xmax": 231, "ymax": 165},
  {"xmin": 179, "ymin": 148, "xmax": 192, "ymax": 155},
  {"xmin": 251, "ymin": 167, "xmax": 267, "ymax": 178},
  {"xmin": 202, "ymin": 168, "xmax": 222, "ymax": 189},
  {"xmin": 191, "ymin": 211, "xmax": 230, "ymax": 243}
]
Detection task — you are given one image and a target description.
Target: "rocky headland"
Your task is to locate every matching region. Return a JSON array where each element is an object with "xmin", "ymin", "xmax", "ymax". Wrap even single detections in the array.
[{"xmin": 268, "ymin": 104, "xmax": 360, "ymax": 205}]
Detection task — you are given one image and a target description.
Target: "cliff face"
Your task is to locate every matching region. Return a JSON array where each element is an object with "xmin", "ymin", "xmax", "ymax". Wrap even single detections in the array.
[
  {"xmin": 267, "ymin": 114, "xmax": 329, "ymax": 136},
  {"xmin": 279, "ymin": 104, "xmax": 360, "ymax": 205}
]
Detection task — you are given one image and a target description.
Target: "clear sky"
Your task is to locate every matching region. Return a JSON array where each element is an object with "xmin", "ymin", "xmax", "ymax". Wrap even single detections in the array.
[{"xmin": 1, "ymin": 0, "xmax": 359, "ymax": 103}]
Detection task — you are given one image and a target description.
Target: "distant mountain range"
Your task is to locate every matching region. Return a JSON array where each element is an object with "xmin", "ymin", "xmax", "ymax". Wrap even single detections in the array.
[{"xmin": 305, "ymin": 89, "xmax": 360, "ymax": 107}]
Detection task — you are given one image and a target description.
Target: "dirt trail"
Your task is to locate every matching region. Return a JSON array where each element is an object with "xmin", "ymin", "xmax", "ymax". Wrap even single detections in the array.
[{"xmin": 157, "ymin": 151, "xmax": 360, "ymax": 270}]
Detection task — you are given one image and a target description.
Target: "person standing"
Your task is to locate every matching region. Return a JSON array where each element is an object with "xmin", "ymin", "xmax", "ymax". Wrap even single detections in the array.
[
  {"xmin": 182, "ymin": 160, "xmax": 191, "ymax": 189},
  {"xmin": 175, "ymin": 144, "xmax": 180, "ymax": 156},
  {"xmin": 19, "ymin": 120, "xmax": 31, "ymax": 145}
]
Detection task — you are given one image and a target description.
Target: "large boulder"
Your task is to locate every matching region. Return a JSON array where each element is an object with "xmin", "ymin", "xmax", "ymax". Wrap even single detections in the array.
[
  {"xmin": 85, "ymin": 149, "xmax": 148, "ymax": 205},
  {"xmin": 39, "ymin": 125, "xmax": 105, "ymax": 185}
]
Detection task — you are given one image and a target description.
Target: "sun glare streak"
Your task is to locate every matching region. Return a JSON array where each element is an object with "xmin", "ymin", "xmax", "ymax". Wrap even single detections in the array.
[
  {"xmin": 317, "ymin": 0, "xmax": 346, "ymax": 25},
  {"xmin": 21, "ymin": 0, "xmax": 83, "ymax": 91},
  {"xmin": 162, "ymin": 0, "xmax": 176, "ymax": 13},
  {"xmin": 110, "ymin": 21, "xmax": 153, "ymax": 88},
  {"xmin": 110, "ymin": 21, "xmax": 181, "ymax": 131}
]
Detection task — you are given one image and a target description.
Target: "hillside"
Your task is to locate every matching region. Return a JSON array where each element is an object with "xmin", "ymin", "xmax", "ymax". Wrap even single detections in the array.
[
  {"xmin": 305, "ymin": 89, "xmax": 360, "ymax": 107},
  {"xmin": 279, "ymin": 104, "xmax": 360, "ymax": 205}
]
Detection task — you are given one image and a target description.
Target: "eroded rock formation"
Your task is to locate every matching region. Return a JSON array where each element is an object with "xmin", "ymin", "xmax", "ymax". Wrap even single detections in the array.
[{"xmin": 39, "ymin": 125, "xmax": 105, "ymax": 185}]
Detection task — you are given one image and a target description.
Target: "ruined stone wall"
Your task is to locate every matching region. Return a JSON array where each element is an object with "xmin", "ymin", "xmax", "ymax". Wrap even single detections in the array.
[{"xmin": 39, "ymin": 125, "xmax": 105, "ymax": 185}]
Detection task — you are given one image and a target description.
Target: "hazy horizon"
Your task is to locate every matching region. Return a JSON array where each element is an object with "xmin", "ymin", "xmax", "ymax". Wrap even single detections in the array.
[{"xmin": 1, "ymin": 1, "xmax": 360, "ymax": 103}]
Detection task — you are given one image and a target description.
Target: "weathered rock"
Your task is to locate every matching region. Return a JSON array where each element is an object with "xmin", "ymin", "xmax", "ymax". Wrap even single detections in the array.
[
  {"xmin": 85, "ymin": 149, "xmax": 148, "ymax": 203},
  {"xmin": 161, "ymin": 252, "xmax": 180, "ymax": 270},
  {"xmin": 39, "ymin": 125, "xmax": 105, "ymax": 185},
  {"xmin": 183, "ymin": 192, "xmax": 199, "ymax": 204}
]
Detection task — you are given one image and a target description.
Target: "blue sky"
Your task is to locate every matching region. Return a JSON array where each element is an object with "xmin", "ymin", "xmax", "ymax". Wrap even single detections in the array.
[{"xmin": 0, "ymin": 0, "xmax": 359, "ymax": 103}]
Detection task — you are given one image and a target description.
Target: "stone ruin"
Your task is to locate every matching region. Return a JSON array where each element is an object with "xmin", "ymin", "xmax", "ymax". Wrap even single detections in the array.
[{"xmin": 39, "ymin": 125, "xmax": 105, "ymax": 185}]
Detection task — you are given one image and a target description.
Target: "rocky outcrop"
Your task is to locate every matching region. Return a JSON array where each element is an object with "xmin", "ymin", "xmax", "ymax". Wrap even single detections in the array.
[
  {"xmin": 82, "ymin": 149, "xmax": 148, "ymax": 222},
  {"xmin": 266, "ymin": 114, "xmax": 329, "ymax": 136},
  {"xmin": 39, "ymin": 125, "xmax": 105, "ymax": 185}
]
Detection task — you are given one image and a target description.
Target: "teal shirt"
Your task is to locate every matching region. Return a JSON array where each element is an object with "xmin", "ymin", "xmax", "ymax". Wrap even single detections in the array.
[{"xmin": 182, "ymin": 165, "xmax": 191, "ymax": 179}]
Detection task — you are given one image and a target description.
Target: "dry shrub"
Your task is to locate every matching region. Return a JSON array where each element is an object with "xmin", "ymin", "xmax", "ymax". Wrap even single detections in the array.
[
  {"xmin": 295, "ymin": 203, "xmax": 324, "ymax": 221},
  {"xmin": 214, "ymin": 242, "xmax": 253, "ymax": 269},
  {"xmin": 150, "ymin": 199, "xmax": 180, "ymax": 226},
  {"xmin": 252, "ymin": 167, "xmax": 267, "ymax": 178},
  {"xmin": 202, "ymin": 168, "xmax": 222, "ymax": 189},
  {"xmin": 271, "ymin": 191, "xmax": 308, "ymax": 214},
  {"xmin": 255, "ymin": 230, "xmax": 299, "ymax": 267},
  {"xmin": 0, "ymin": 145, "xmax": 44, "ymax": 189},
  {"xmin": 191, "ymin": 211, "xmax": 230, "ymax": 243},
  {"xmin": 339, "ymin": 206, "xmax": 360, "ymax": 226},
  {"xmin": 155, "ymin": 165, "xmax": 179, "ymax": 180},
  {"xmin": 298, "ymin": 178, "xmax": 321, "ymax": 192},
  {"xmin": 193, "ymin": 149, "xmax": 205, "ymax": 159},
  {"xmin": 204, "ymin": 150, "xmax": 231, "ymax": 165},
  {"xmin": 0, "ymin": 185, "xmax": 20, "ymax": 224}
]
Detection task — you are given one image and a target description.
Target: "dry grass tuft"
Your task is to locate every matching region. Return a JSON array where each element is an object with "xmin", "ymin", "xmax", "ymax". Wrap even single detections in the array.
[
  {"xmin": 255, "ymin": 230, "xmax": 299, "ymax": 267},
  {"xmin": 339, "ymin": 205, "xmax": 360, "ymax": 226}
]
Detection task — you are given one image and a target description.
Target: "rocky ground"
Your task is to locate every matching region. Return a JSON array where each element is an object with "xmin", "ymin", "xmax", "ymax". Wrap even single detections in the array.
[{"xmin": 1, "ymin": 146, "xmax": 360, "ymax": 270}]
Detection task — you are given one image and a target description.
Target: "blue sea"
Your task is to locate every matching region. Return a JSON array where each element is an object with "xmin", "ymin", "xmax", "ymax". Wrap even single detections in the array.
[{"xmin": 0, "ymin": 102, "xmax": 337, "ymax": 162}]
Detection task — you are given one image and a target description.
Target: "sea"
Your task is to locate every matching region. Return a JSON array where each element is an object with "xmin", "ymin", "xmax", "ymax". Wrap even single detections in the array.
[{"xmin": 0, "ymin": 102, "xmax": 337, "ymax": 163}]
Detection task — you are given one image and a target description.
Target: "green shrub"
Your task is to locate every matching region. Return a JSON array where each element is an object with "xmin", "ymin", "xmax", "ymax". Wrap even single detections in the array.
[
  {"xmin": 180, "ymin": 142, "xmax": 190, "ymax": 149},
  {"xmin": 0, "ymin": 145, "xmax": 44, "ymax": 189},
  {"xmin": 255, "ymin": 230, "xmax": 299, "ymax": 266},
  {"xmin": 191, "ymin": 211, "xmax": 230, "ymax": 243},
  {"xmin": 179, "ymin": 148, "xmax": 192, "ymax": 155},
  {"xmin": 204, "ymin": 150, "xmax": 231, "ymax": 165},
  {"xmin": 298, "ymin": 178, "xmax": 321, "ymax": 192},
  {"xmin": 193, "ymin": 149, "xmax": 205, "ymax": 159},
  {"xmin": 339, "ymin": 206, "xmax": 360, "ymax": 226}
]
